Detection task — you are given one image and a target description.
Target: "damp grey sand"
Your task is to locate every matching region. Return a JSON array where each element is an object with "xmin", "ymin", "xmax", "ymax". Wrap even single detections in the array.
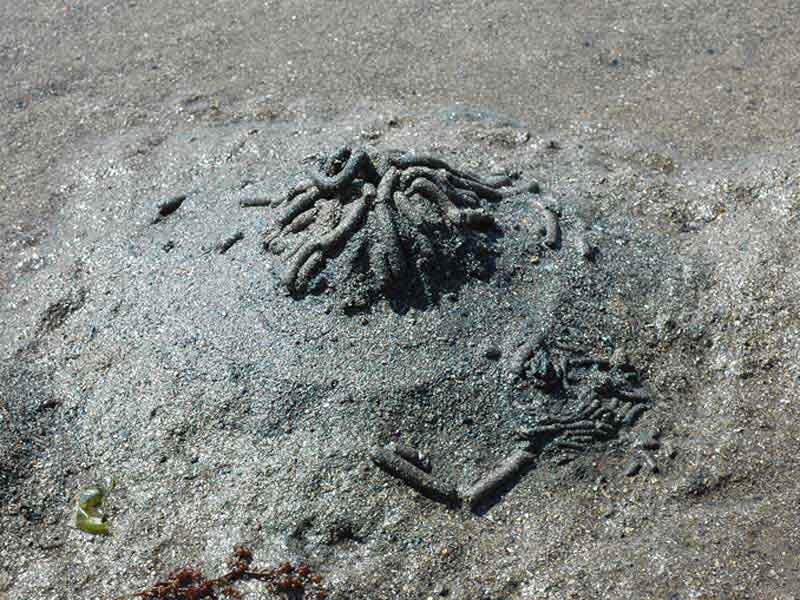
[{"xmin": 2, "ymin": 3, "xmax": 800, "ymax": 599}]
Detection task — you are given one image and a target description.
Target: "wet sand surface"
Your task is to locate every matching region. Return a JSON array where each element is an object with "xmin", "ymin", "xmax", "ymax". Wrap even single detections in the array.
[
  {"xmin": 3, "ymin": 0, "xmax": 800, "ymax": 277},
  {"xmin": 1, "ymin": 2, "xmax": 799, "ymax": 599}
]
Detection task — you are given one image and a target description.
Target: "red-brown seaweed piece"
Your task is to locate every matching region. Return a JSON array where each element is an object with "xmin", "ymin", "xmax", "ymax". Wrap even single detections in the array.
[{"xmin": 130, "ymin": 545, "xmax": 327, "ymax": 600}]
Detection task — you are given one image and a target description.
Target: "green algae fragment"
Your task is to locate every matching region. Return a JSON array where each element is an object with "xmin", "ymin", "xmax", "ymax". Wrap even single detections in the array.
[{"xmin": 75, "ymin": 480, "xmax": 115, "ymax": 536}]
